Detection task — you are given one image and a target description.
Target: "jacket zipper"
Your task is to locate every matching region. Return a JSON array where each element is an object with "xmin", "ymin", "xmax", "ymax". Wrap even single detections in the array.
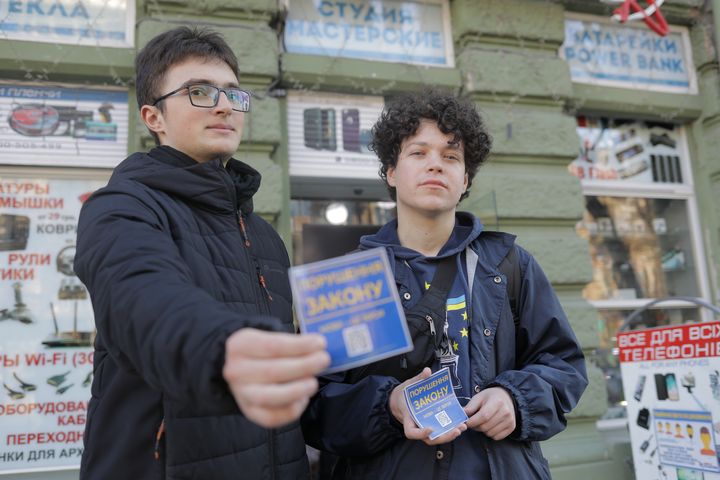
[
  {"xmin": 426, "ymin": 314, "xmax": 437, "ymax": 336},
  {"xmin": 237, "ymin": 211, "xmax": 272, "ymax": 310},
  {"xmin": 153, "ymin": 419, "xmax": 165, "ymax": 461},
  {"xmin": 238, "ymin": 215, "xmax": 251, "ymax": 247},
  {"xmin": 223, "ymin": 167, "xmax": 275, "ymax": 477},
  {"xmin": 268, "ymin": 430, "xmax": 276, "ymax": 480}
]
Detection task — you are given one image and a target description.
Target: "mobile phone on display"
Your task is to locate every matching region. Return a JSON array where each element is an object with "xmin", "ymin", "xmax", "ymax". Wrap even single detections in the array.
[
  {"xmin": 637, "ymin": 408, "xmax": 650, "ymax": 429},
  {"xmin": 666, "ymin": 373, "xmax": 679, "ymax": 401},
  {"xmin": 655, "ymin": 373, "xmax": 669, "ymax": 400},
  {"xmin": 634, "ymin": 375, "xmax": 646, "ymax": 401},
  {"xmin": 677, "ymin": 467, "xmax": 705, "ymax": 480},
  {"xmin": 341, "ymin": 109, "xmax": 361, "ymax": 152}
]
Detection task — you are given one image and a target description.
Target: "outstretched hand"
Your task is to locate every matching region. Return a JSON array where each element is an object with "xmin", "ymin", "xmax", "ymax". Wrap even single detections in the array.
[
  {"xmin": 388, "ymin": 368, "xmax": 467, "ymax": 445},
  {"xmin": 223, "ymin": 328, "xmax": 330, "ymax": 429}
]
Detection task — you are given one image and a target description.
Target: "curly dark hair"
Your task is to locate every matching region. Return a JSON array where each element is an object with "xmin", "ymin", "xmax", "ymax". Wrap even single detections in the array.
[{"xmin": 370, "ymin": 89, "xmax": 492, "ymax": 202}]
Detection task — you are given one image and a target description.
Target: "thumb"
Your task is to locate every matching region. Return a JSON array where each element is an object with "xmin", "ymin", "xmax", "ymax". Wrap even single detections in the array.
[
  {"xmin": 403, "ymin": 367, "xmax": 432, "ymax": 387},
  {"xmin": 464, "ymin": 389, "xmax": 486, "ymax": 415}
]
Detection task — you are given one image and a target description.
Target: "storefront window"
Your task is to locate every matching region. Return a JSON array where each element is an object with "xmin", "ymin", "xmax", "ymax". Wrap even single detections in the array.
[
  {"xmin": 290, "ymin": 199, "xmax": 396, "ymax": 265},
  {"xmin": 595, "ymin": 307, "xmax": 700, "ymax": 408},
  {"xmin": 579, "ymin": 196, "xmax": 698, "ymax": 302},
  {"xmin": 570, "ymin": 117, "xmax": 710, "ymax": 410}
]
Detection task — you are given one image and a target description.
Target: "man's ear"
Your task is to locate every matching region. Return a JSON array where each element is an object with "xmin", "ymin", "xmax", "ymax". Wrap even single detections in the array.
[
  {"xmin": 387, "ymin": 166, "xmax": 397, "ymax": 187},
  {"xmin": 463, "ymin": 172, "xmax": 469, "ymax": 193},
  {"xmin": 140, "ymin": 105, "xmax": 165, "ymax": 141}
]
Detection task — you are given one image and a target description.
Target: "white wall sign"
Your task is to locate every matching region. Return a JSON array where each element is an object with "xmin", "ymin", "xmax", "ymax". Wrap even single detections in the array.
[
  {"xmin": 0, "ymin": 0, "xmax": 134, "ymax": 48},
  {"xmin": 284, "ymin": 0, "xmax": 454, "ymax": 67},
  {"xmin": 561, "ymin": 14, "xmax": 697, "ymax": 94},
  {"xmin": 0, "ymin": 83, "xmax": 128, "ymax": 168},
  {"xmin": 0, "ymin": 177, "xmax": 105, "ymax": 474},
  {"xmin": 288, "ymin": 90, "xmax": 384, "ymax": 180},
  {"xmin": 619, "ymin": 322, "xmax": 720, "ymax": 480}
]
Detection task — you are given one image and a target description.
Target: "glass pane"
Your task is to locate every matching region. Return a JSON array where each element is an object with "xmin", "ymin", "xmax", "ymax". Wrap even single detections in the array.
[
  {"xmin": 569, "ymin": 117, "xmax": 687, "ymax": 186},
  {"xmin": 578, "ymin": 196, "xmax": 699, "ymax": 301},
  {"xmin": 290, "ymin": 199, "xmax": 396, "ymax": 265},
  {"xmin": 594, "ymin": 308, "xmax": 700, "ymax": 409}
]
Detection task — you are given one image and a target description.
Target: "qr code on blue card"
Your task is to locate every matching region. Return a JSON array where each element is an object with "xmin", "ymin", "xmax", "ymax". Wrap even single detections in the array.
[
  {"xmin": 435, "ymin": 410, "xmax": 452, "ymax": 427},
  {"xmin": 342, "ymin": 324, "xmax": 373, "ymax": 357}
]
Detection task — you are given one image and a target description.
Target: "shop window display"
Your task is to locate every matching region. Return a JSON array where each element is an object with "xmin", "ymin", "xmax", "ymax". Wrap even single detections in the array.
[{"xmin": 571, "ymin": 117, "xmax": 707, "ymax": 410}]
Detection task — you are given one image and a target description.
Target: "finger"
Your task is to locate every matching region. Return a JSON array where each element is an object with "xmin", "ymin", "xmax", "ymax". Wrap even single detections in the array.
[
  {"xmin": 399, "ymin": 367, "xmax": 432, "ymax": 388},
  {"xmin": 231, "ymin": 377, "xmax": 319, "ymax": 408},
  {"xmin": 227, "ymin": 329, "xmax": 327, "ymax": 359},
  {"xmin": 485, "ymin": 423, "xmax": 514, "ymax": 441},
  {"xmin": 465, "ymin": 409, "xmax": 491, "ymax": 430},
  {"xmin": 472, "ymin": 414, "xmax": 504, "ymax": 435},
  {"xmin": 240, "ymin": 397, "xmax": 310, "ymax": 429},
  {"xmin": 423, "ymin": 425, "xmax": 465, "ymax": 446},
  {"xmin": 402, "ymin": 413, "xmax": 431, "ymax": 440},
  {"xmin": 463, "ymin": 395, "xmax": 483, "ymax": 417},
  {"xmin": 224, "ymin": 351, "xmax": 330, "ymax": 384}
]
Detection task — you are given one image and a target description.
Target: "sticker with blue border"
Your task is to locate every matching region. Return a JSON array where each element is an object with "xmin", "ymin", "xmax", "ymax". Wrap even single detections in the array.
[
  {"xmin": 289, "ymin": 248, "xmax": 412, "ymax": 374},
  {"xmin": 404, "ymin": 367, "xmax": 468, "ymax": 440}
]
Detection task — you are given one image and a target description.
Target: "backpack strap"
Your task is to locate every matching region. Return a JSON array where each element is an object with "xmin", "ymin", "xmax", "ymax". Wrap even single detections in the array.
[{"xmin": 466, "ymin": 245, "xmax": 521, "ymax": 331}]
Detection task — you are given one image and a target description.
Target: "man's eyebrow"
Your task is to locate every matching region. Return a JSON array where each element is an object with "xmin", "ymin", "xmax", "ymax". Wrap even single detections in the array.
[
  {"xmin": 404, "ymin": 141, "xmax": 463, "ymax": 150},
  {"xmin": 182, "ymin": 78, "xmax": 241, "ymax": 88}
]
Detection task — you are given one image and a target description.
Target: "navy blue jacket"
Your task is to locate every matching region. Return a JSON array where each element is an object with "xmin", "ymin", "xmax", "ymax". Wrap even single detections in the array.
[
  {"xmin": 302, "ymin": 213, "xmax": 587, "ymax": 479},
  {"xmin": 75, "ymin": 146, "xmax": 309, "ymax": 479}
]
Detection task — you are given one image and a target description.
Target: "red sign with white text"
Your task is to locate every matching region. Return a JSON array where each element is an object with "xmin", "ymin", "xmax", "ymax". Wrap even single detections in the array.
[
  {"xmin": 618, "ymin": 322, "xmax": 720, "ymax": 363},
  {"xmin": 619, "ymin": 322, "xmax": 720, "ymax": 480}
]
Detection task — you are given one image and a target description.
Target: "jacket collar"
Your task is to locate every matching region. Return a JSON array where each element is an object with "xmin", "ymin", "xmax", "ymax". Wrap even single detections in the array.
[{"xmin": 110, "ymin": 146, "xmax": 261, "ymax": 215}]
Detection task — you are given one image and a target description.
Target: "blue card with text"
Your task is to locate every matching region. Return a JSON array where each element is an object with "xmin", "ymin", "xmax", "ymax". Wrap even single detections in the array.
[
  {"xmin": 289, "ymin": 248, "xmax": 412, "ymax": 374},
  {"xmin": 404, "ymin": 368, "xmax": 468, "ymax": 440}
]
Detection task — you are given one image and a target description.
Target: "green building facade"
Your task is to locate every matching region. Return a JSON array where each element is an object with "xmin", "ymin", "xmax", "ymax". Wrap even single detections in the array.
[{"xmin": 1, "ymin": 1, "xmax": 719, "ymax": 479}]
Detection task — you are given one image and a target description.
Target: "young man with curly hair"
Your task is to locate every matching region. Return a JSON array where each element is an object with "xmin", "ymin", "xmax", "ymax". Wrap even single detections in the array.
[
  {"xmin": 302, "ymin": 90, "xmax": 587, "ymax": 479},
  {"xmin": 75, "ymin": 27, "xmax": 330, "ymax": 479}
]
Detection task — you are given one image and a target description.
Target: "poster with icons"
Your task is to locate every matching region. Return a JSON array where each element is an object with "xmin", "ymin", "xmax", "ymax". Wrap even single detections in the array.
[
  {"xmin": 0, "ymin": 176, "xmax": 105, "ymax": 474},
  {"xmin": 619, "ymin": 322, "xmax": 720, "ymax": 479}
]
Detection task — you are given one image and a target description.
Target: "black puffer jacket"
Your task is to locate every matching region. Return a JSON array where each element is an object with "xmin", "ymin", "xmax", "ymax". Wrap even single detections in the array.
[{"xmin": 75, "ymin": 146, "xmax": 308, "ymax": 480}]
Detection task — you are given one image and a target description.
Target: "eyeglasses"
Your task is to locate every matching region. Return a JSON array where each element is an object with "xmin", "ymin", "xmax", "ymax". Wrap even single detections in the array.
[{"xmin": 152, "ymin": 83, "xmax": 251, "ymax": 112}]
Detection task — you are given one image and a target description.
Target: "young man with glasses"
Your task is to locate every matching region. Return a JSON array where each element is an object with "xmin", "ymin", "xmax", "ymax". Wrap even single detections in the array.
[{"xmin": 75, "ymin": 26, "xmax": 329, "ymax": 479}]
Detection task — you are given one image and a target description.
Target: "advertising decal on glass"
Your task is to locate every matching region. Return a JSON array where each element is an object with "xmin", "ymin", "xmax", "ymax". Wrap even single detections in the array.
[
  {"xmin": 0, "ymin": 83, "xmax": 129, "ymax": 168},
  {"xmin": 619, "ymin": 322, "xmax": 720, "ymax": 480},
  {"xmin": 0, "ymin": 177, "xmax": 104, "ymax": 474}
]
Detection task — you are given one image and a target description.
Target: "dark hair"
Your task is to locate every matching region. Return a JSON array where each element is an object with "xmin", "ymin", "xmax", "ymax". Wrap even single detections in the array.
[
  {"xmin": 135, "ymin": 26, "xmax": 240, "ymax": 143},
  {"xmin": 370, "ymin": 89, "xmax": 492, "ymax": 202}
]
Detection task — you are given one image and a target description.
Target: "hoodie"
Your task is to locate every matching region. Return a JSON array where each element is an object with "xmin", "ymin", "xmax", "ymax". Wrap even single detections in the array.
[{"xmin": 360, "ymin": 212, "xmax": 490, "ymax": 478}]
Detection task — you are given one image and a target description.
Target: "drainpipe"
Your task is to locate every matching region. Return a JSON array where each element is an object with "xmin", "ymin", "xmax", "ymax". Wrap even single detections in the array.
[{"xmin": 714, "ymin": 0, "xmax": 720, "ymax": 65}]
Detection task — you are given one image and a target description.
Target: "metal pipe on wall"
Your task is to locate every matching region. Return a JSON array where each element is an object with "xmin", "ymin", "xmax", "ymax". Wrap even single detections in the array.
[{"xmin": 714, "ymin": 0, "xmax": 720, "ymax": 65}]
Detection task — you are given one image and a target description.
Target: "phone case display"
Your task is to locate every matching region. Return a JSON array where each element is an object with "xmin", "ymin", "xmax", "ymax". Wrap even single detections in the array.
[
  {"xmin": 0, "ymin": 177, "xmax": 105, "ymax": 474},
  {"xmin": 288, "ymin": 91, "xmax": 384, "ymax": 180},
  {"xmin": 577, "ymin": 196, "xmax": 698, "ymax": 302},
  {"xmin": 303, "ymin": 108, "xmax": 336, "ymax": 151},
  {"xmin": 570, "ymin": 118, "xmax": 686, "ymax": 185}
]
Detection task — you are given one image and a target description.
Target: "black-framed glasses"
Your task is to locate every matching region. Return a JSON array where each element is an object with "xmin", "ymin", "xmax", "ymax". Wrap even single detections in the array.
[{"xmin": 152, "ymin": 83, "xmax": 251, "ymax": 112}]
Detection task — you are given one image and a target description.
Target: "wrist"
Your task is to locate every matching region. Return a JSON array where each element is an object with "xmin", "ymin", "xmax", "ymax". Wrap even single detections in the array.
[{"xmin": 388, "ymin": 385, "xmax": 405, "ymax": 422}]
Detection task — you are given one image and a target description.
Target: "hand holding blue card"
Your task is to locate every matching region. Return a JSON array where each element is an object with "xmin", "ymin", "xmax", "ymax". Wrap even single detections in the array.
[
  {"xmin": 404, "ymin": 368, "xmax": 468, "ymax": 440},
  {"xmin": 289, "ymin": 248, "xmax": 413, "ymax": 374}
]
